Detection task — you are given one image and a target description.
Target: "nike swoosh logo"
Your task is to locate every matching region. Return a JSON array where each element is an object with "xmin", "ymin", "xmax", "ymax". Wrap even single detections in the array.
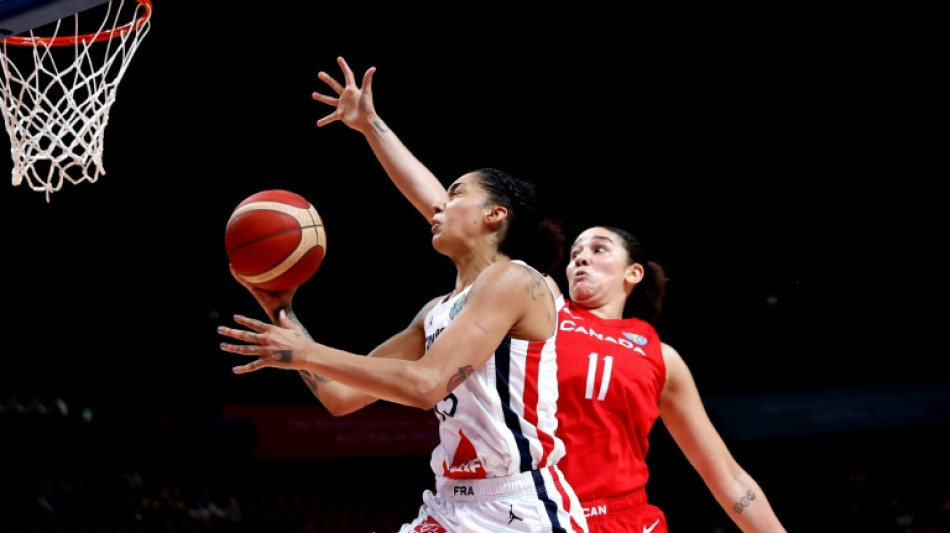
[{"xmin": 643, "ymin": 518, "xmax": 660, "ymax": 533}]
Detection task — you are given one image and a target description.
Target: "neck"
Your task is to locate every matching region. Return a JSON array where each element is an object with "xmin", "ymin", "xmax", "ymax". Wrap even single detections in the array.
[
  {"xmin": 453, "ymin": 250, "xmax": 510, "ymax": 294},
  {"xmin": 574, "ymin": 296, "xmax": 625, "ymax": 320}
]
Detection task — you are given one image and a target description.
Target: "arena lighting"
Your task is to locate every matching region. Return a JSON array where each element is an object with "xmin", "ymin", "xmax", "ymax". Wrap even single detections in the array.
[{"xmin": 1, "ymin": 395, "xmax": 69, "ymax": 417}]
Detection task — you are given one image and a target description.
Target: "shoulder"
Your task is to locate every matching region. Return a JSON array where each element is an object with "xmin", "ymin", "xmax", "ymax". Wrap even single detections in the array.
[
  {"xmin": 661, "ymin": 342, "xmax": 682, "ymax": 363},
  {"xmin": 476, "ymin": 261, "xmax": 549, "ymax": 294},
  {"xmin": 660, "ymin": 342, "xmax": 692, "ymax": 393},
  {"xmin": 470, "ymin": 261, "xmax": 556, "ymax": 338},
  {"xmin": 408, "ymin": 294, "xmax": 449, "ymax": 328}
]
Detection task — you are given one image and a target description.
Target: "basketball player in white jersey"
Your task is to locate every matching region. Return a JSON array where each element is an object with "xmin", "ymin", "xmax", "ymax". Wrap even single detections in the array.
[
  {"xmin": 303, "ymin": 56, "xmax": 788, "ymax": 533},
  {"xmin": 219, "ymin": 165, "xmax": 589, "ymax": 533}
]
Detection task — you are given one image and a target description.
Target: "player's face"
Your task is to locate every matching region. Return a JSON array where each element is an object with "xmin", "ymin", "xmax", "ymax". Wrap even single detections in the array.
[
  {"xmin": 567, "ymin": 227, "xmax": 630, "ymax": 306},
  {"xmin": 430, "ymin": 173, "xmax": 491, "ymax": 255}
]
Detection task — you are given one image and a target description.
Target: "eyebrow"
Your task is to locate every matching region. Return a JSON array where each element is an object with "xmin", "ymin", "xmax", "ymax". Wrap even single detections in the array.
[{"xmin": 572, "ymin": 235, "xmax": 615, "ymax": 248}]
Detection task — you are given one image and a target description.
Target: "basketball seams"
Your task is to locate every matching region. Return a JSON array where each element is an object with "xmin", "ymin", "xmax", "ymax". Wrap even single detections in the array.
[{"xmin": 227, "ymin": 201, "xmax": 314, "ymax": 226}]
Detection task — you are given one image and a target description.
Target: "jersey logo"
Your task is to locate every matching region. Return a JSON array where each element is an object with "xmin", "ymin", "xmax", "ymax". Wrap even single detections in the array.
[
  {"xmin": 643, "ymin": 518, "xmax": 660, "ymax": 533},
  {"xmin": 412, "ymin": 516, "xmax": 447, "ymax": 533},
  {"xmin": 425, "ymin": 326, "xmax": 445, "ymax": 351},
  {"xmin": 508, "ymin": 505, "xmax": 523, "ymax": 524},
  {"xmin": 560, "ymin": 319, "xmax": 637, "ymax": 350},
  {"xmin": 442, "ymin": 428, "xmax": 486, "ymax": 479},
  {"xmin": 622, "ymin": 332, "xmax": 649, "ymax": 346}
]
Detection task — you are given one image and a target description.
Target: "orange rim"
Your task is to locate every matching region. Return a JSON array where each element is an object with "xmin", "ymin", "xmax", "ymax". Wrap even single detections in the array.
[{"xmin": 2, "ymin": 0, "xmax": 152, "ymax": 46}]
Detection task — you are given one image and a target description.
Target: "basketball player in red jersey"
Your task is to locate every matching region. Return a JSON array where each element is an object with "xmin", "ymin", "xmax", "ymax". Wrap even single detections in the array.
[
  {"xmin": 308, "ymin": 56, "xmax": 787, "ymax": 533},
  {"xmin": 219, "ymin": 171, "xmax": 588, "ymax": 529}
]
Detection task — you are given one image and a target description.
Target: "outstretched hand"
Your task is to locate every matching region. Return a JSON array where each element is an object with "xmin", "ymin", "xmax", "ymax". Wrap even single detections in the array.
[
  {"xmin": 218, "ymin": 310, "xmax": 310, "ymax": 374},
  {"xmin": 312, "ymin": 56, "xmax": 377, "ymax": 133}
]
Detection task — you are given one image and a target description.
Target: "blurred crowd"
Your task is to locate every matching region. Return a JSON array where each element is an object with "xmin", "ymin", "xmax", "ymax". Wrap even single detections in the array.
[{"xmin": 3, "ymin": 397, "xmax": 949, "ymax": 532}]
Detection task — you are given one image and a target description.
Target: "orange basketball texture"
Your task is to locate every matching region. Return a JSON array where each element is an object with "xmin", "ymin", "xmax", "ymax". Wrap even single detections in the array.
[{"xmin": 225, "ymin": 190, "xmax": 327, "ymax": 291}]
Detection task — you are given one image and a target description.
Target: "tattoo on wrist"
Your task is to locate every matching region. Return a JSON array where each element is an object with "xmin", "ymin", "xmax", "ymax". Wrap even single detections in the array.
[
  {"xmin": 372, "ymin": 120, "xmax": 389, "ymax": 133},
  {"xmin": 733, "ymin": 490, "xmax": 756, "ymax": 513}
]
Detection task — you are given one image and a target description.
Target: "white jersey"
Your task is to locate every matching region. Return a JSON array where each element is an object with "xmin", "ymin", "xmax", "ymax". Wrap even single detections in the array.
[
  {"xmin": 424, "ymin": 262, "xmax": 566, "ymax": 479},
  {"xmin": 404, "ymin": 261, "xmax": 587, "ymax": 533}
]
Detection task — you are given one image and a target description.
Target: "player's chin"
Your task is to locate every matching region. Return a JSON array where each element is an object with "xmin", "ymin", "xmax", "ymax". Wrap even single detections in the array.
[
  {"xmin": 430, "ymin": 233, "xmax": 450, "ymax": 254},
  {"xmin": 569, "ymin": 284, "xmax": 596, "ymax": 303}
]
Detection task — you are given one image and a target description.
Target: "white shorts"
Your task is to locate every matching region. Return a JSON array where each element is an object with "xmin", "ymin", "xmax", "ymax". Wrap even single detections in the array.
[{"xmin": 394, "ymin": 465, "xmax": 589, "ymax": 533}]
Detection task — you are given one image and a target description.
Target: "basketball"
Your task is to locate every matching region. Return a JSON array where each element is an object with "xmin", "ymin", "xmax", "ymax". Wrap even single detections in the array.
[{"xmin": 225, "ymin": 189, "xmax": 327, "ymax": 291}]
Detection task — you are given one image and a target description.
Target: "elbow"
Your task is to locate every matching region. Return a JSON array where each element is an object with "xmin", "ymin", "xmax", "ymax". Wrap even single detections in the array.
[
  {"xmin": 404, "ymin": 367, "xmax": 446, "ymax": 410},
  {"xmin": 323, "ymin": 403, "xmax": 357, "ymax": 417},
  {"xmin": 317, "ymin": 394, "xmax": 370, "ymax": 417}
]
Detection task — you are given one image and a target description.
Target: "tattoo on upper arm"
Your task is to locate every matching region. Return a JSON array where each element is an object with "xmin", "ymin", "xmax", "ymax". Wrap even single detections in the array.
[
  {"xmin": 518, "ymin": 265, "xmax": 545, "ymax": 300},
  {"xmin": 447, "ymin": 365, "xmax": 475, "ymax": 392},
  {"xmin": 733, "ymin": 490, "xmax": 756, "ymax": 513}
]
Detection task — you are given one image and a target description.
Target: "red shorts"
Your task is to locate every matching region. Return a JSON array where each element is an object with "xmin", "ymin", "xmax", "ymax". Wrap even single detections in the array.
[{"xmin": 583, "ymin": 489, "xmax": 667, "ymax": 533}]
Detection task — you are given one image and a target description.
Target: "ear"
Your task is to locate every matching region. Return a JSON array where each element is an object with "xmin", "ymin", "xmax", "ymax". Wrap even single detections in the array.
[
  {"xmin": 625, "ymin": 262, "xmax": 645, "ymax": 286},
  {"xmin": 485, "ymin": 205, "xmax": 509, "ymax": 228}
]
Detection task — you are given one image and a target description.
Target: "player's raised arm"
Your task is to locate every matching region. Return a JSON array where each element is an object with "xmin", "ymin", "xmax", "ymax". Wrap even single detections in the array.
[{"xmin": 312, "ymin": 56, "xmax": 447, "ymax": 220}]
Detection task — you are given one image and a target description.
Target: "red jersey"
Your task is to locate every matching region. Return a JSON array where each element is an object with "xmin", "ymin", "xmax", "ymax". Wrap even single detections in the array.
[{"xmin": 555, "ymin": 297, "xmax": 666, "ymax": 501}]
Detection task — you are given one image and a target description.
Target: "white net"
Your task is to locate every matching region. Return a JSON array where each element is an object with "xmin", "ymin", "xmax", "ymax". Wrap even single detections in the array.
[{"xmin": 0, "ymin": 0, "xmax": 151, "ymax": 201}]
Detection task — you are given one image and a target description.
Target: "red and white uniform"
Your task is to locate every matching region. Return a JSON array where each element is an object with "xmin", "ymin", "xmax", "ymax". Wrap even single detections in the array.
[
  {"xmin": 398, "ymin": 263, "xmax": 588, "ymax": 533},
  {"xmin": 555, "ymin": 297, "xmax": 668, "ymax": 533}
]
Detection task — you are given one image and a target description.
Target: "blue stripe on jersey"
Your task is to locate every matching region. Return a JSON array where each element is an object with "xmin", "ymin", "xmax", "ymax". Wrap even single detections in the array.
[
  {"xmin": 532, "ymin": 468, "xmax": 569, "ymax": 533},
  {"xmin": 495, "ymin": 338, "xmax": 533, "ymax": 473}
]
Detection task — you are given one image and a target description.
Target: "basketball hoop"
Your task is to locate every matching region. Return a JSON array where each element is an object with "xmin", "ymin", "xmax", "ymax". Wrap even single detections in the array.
[{"xmin": 0, "ymin": 0, "xmax": 152, "ymax": 201}]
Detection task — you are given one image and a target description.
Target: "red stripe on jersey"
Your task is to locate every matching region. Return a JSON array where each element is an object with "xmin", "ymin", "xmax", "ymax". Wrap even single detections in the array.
[{"xmin": 524, "ymin": 339, "xmax": 557, "ymax": 466}]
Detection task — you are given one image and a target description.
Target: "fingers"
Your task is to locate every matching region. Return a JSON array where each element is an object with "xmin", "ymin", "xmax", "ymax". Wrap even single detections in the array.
[
  {"xmin": 217, "ymin": 326, "xmax": 260, "ymax": 347},
  {"xmin": 312, "ymin": 86, "xmax": 341, "ymax": 128},
  {"xmin": 219, "ymin": 339, "xmax": 258, "ymax": 354},
  {"xmin": 232, "ymin": 314, "xmax": 268, "ymax": 331},
  {"xmin": 311, "ymin": 89, "xmax": 337, "ymax": 104},
  {"xmin": 338, "ymin": 56, "xmax": 355, "ymax": 86},
  {"xmin": 315, "ymin": 113, "xmax": 338, "ymax": 128},
  {"xmin": 217, "ymin": 315, "xmax": 269, "ymax": 348},
  {"xmin": 317, "ymin": 71, "xmax": 344, "ymax": 95},
  {"xmin": 232, "ymin": 359, "xmax": 265, "ymax": 374},
  {"xmin": 361, "ymin": 67, "xmax": 376, "ymax": 99}
]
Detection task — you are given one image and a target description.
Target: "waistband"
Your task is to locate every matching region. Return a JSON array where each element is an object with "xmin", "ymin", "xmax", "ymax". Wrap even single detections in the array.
[
  {"xmin": 583, "ymin": 488, "xmax": 648, "ymax": 518},
  {"xmin": 435, "ymin": 465, "xmax": 558, "ymax": 502}
]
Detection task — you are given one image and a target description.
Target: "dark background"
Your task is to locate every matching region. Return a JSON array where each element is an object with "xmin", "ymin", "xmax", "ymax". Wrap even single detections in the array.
[{"xmin": 1, "ymin": 2, "xmax": 946, "ymax": 532}]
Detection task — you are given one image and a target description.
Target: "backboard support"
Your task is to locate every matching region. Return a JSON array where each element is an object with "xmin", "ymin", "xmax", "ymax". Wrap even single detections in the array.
[{"xmin": 0, "ymin": 0, "xmax": 109, "ymax": 37}]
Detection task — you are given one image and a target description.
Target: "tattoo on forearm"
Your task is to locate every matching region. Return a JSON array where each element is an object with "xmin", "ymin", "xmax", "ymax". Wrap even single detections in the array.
[
  {"xmin": 299, "ymin": 370, "xmax": 332, "ymax": 399},
  {"xmin": 447, "ymin": 365, "xmax": 475, "ymax": 392},
  {"xmin": 301, "ymin": 370, "xmax": 332, "ymax": 384},
  {"xmin": 733, "ymin": 490, "xmax": 756, "ymax": 513}
]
